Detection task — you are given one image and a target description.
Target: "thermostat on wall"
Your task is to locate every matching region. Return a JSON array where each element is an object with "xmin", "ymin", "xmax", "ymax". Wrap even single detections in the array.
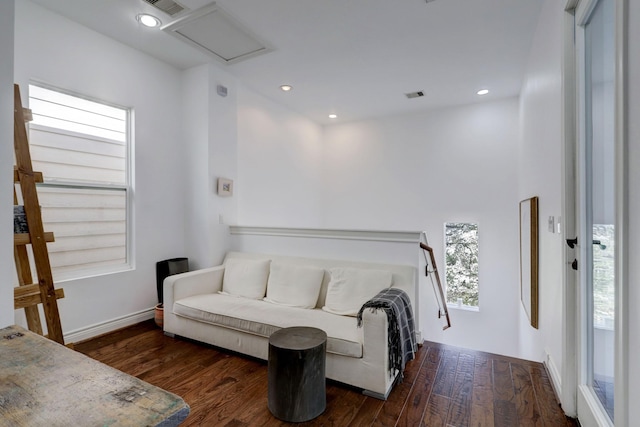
[{"xmin": 217, "ymin": 84, "xmax": 228, "ymax": 97}]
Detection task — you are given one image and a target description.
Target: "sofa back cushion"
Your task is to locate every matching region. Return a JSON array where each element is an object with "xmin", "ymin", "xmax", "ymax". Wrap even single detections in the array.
[
  {"xmin": 264, "ymin": 263, "xmax": 325, "ymax": 309},
  {"xmin": 322, "ymin": 267, "xmax": 392, "ymax": 316},
  {"xmin": 220, "ymin": 258, "xmax": 271, "ymax": 299}
]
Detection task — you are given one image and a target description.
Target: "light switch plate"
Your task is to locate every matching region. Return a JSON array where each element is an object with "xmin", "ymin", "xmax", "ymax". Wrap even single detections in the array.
[{"xmin": 548, "ymin": 216, "xmax": 555, "ymax": 233}]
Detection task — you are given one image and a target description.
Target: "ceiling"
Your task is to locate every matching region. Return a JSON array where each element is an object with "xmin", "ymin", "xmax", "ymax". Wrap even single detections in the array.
[{"xmin": 29, "ymin": 0, "xmax": 543, "ymax": 125}]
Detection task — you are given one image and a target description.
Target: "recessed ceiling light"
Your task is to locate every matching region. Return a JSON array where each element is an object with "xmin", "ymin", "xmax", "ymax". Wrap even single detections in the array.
[
  {"xmin": 477, "ymin": 89, "xmax": 489, "ymax": 95},
  {"xmin": 328, "ymin": 114, "xmax": 337, "ymax": 119},
  {"xmin": 280, "ymin": 85, "xmax": 293, "ymax": 92},
  {"xmin": 136, "ymin": 13, "xmax": 162, "ymax": 28}
]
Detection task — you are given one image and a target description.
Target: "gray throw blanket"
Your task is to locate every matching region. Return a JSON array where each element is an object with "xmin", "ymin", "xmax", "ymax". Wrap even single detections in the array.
[{"xmin": 356, "ymin": 288, "xmax": 417, "ymax": 381}]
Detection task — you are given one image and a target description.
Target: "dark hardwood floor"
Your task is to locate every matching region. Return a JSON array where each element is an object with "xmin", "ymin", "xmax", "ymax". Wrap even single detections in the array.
[{"xmin": 74, "ymin": 320, "xmax": 578, "ymax": 426}]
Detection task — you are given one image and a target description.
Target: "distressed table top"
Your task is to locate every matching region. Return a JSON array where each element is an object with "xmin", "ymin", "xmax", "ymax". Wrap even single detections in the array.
[{"xmin": 0, "ymin": 325, "xmax": 189, "ymax": 427}]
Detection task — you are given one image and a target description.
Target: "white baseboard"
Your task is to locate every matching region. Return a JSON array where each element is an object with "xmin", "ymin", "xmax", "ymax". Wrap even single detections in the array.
[
  {"xmin": 64, "ymin": 308, "xmax": 154, "ymax": 344},
  {"xmin": 545, "ymin": 351, "xmax": 563, "ymax": 402}
]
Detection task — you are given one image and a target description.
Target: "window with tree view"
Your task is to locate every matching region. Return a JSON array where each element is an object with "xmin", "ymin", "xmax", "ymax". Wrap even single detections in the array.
[{"xmin": 445, "ymin": 222, "xmax": 479, "ymax": 307}]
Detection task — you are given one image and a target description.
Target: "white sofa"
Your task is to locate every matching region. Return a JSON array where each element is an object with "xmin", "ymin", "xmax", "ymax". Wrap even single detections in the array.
[{"xmin": 163, "ymin": 251, "xmax": 417, "ymax": 399}]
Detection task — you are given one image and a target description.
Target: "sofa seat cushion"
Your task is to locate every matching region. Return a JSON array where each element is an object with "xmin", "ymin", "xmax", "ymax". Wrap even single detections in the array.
[{"xmin": 173, "ymin": 293, "xmax": 363, "ymax": 358}]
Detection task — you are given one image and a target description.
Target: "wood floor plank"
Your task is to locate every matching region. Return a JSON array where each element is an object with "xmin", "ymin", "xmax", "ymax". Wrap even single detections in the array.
[
  {"xmin": 493, "ymin": 398, "xmax": 518, "ymax": 427},
  {"xmin": 433, "ymin": 349, "xmax": 459, "ymax": 397},
  {"xmin": 73, "ymin": 323, "xmax": 579, "ymax": 427},
  {"xmin": 312, "ymin": 386, "xmax": 365, "ymax": 427},
  {"xmin": 447, "ymin": 372, "xmax": 474, "ymax": 427},
  {"xmin": 396, "ymin": 347, "xmax": 441, "ymax": 427},
  {"xmin": 492, "ymin": 359, "xmax": 514, "ymax": 402},
  {"xmin": 456, "ymin": 353, "xmax": 476, "ymax": 376},
  {"xmin": 511, "ymin": 362, "xmax": 543, "ymax": 426},
  {"xmin": 424, "ymin": 344, "xmax": 443, "ymax": 370},
  {"xmin": 529, "ymin": 364, "xmax": 574, "ymax": 426},
  {"xmin": 470, "ymin": 402, "xmax": 495, "ymax": 427},
  {"xmin": 470, "ymin": 356, "xmax": 494, "ymax": 427},
  {"xmin": 137, "ymin": 346, "xmax": 228, "ymax": 387},
  {"xmin": 445, "ymin": 352, "xmax": 476, "ymax": 426},
  {"xmin": 348, "ymin": 392, "xmax": 384, "ymax": 427},
  {"xmin": 421, "ymin": 394, "xmax": 451, "ymax": 427},
  {"xmin": 74, "ymin": 321, "xmax": 153, "ymax": 353},
  {"xmin": 182, "ymin": 360, "xmax": 268, "ymax": 426}
]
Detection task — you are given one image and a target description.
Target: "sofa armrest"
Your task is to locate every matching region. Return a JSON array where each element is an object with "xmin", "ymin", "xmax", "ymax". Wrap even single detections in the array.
[
  {"xmin": 163, "ymin": 265, "xmax": 225, "ymax": 306},
  {"xmin": 360, "ymin": 308, "xmax": 390, "ymax": 365}
]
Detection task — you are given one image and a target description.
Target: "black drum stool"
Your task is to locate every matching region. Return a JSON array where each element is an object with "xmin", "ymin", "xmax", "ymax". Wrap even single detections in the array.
[{"xmin": 267, "ymin": 326, "xmax": 327, "ymax": 422}]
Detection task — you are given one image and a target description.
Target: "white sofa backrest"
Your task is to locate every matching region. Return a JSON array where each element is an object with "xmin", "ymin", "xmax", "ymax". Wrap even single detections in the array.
[{"xmin": 222, "ymin": 251, "xmax": 417, "ymax": 312}]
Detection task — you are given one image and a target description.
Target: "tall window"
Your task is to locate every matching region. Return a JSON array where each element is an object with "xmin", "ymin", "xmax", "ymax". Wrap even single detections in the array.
[
  {"xmin": 27, "ymin": 84, "xmax": 131, "ymax": 280},
  {"xmin": 444, "ymin": 222, "xmax": 479, "ymax": 307}
]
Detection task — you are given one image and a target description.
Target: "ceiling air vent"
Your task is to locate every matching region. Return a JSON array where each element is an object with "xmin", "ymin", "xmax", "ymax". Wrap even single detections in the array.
[
  {"xmin": 405, "ymin": 91, "xmax": 425, "ymax": 99},
  {"xmin": 162, "ymin": 3, "xmax": 272, "ymax": 65},
  {"xmin": 142, "ymin": 0, "xmax": 187, "ymax": 17}
]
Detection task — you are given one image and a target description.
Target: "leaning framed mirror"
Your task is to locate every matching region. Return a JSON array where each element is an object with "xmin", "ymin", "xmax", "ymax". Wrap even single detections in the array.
[{"xmin": 519, "ymin": 196, "xmax": 539, "ymax": 329}]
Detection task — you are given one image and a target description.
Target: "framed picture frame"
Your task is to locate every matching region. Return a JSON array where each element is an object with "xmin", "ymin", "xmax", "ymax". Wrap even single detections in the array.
[
  {"xmin": 519, "ymin": 196, "xmax": 539, "ymax": 329},
  {"xmin": 217, "ymin": 178, "xmax": 233, "ymax": 197}
]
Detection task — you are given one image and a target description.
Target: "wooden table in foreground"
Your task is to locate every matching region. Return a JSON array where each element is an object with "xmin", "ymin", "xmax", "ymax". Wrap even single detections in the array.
[{"xmin": 0, "ymin": 325, "xmax": 189, "ymax": 426}]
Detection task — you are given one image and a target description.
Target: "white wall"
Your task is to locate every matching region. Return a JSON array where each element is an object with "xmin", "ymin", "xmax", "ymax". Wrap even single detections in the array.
[
  {"xmin": 207, "ymin": 66, "xmax": 238, "ymax": 266},
  {"xmin": 237, "ymin": 87, "xmax": 324, "ymax": 227},
  {"xmin": 13, "ymin": 1, "xmax": 187, "ymax": 338},
  {"xmin": 0, "ymin": 0, "xmax": 15, "ymax": 328},
  {"xmin": 319, "ymin": 100, "xmax": 522, "ymax": 358},
  {"xmin": 625, "ymin": 0, "xmax": 640, "ymax": 422},
  {"xmin": 182, "ymin": 65, "xmax": 211, "ymax": 270},
  {"xmin": 517, "ymin": 0, "xmax": 565, "ymax": 371},
  {"xmin": 182, "ymin": 64, "xmax": 238, "ymax": 270}
]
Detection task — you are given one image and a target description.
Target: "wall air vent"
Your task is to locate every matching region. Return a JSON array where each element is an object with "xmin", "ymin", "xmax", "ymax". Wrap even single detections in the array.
[
  {"xmin": 405, "ymin": 91, "xmax": 425, "ymax": 99},
  {"xmin": 162, "ymin": 3, "xmax": 273, "ymax": 65},
  {"xmin": 142, "ymin": 0, "xmax": 187, "ymax": 16}
]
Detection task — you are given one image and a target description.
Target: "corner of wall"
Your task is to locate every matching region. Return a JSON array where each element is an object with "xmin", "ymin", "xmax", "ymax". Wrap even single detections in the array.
[{"xmin": 0, "ymin": 0, "xmax": 15, "ymax": 328}]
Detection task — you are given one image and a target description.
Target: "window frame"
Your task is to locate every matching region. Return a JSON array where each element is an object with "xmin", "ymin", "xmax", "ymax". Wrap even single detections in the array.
[
  {"xmin": 27, "ymin": 81, "xmax": 134, "ymax": 281},
  {"xmin": 443, "ymin": 221, "xmax": 480, "ymax": 311}
]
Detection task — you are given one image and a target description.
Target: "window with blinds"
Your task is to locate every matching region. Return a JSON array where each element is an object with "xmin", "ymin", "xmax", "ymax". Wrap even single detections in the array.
[{"xmin": 27, "ymin": 84, "xmax": 131, "ymax": 280}]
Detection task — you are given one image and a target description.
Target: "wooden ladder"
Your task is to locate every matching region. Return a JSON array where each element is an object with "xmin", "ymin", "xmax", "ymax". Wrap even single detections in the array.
[{"xmin": 13, "ymin": 84, "xmax": 65, "ymax": 345}]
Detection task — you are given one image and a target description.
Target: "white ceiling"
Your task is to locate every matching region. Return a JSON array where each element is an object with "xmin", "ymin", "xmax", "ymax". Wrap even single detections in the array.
[{"xmin": 29, "ymin": 0, "xmax": 543, "ymax": 125}]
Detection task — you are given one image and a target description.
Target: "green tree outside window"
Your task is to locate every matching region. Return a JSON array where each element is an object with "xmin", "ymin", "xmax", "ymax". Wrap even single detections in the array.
[{"xmin": 445, "ymin": 223, "xmax": 479, "ymax": 307}]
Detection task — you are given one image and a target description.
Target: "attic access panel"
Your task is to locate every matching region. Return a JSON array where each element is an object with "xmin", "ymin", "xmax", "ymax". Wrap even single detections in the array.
[{"xmin": 162, "ymin": 3, "xmax": 272, "ymax": 65}]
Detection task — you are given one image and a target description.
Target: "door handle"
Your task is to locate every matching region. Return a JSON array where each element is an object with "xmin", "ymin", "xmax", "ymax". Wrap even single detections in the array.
[
  {"xmin": 571, "ymin": 259, "xmax": 578, "ymax": 270},
  {"xmin": 593, "ymin": 240, "xmax": 607, "ymax": 250},
  {"xmin": 566, "ymin": 237, "xmax": 578, "ymax": 248}
]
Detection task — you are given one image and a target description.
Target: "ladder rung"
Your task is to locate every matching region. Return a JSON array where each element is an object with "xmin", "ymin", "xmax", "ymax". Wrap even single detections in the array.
[
  {"xmin": 14, "ymin": 284, "xmax": 65, "ymax": 310},
  {"xmin": 14, "ymin": 168, "xmax": 43, "ymax": 183},
  {"xmin": 14, "ymin": 232, "xmax": 55, "ymax": 246}
]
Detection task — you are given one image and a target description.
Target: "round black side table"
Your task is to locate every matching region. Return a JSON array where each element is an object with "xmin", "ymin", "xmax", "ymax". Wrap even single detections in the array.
[{"xmin": 267, "ymin": 326, "xmax": 327, "ymax": 422}]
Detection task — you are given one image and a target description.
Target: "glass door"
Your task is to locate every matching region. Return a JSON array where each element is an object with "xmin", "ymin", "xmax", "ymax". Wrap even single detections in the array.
[
  {"xmin": 586, "ymin": 0, "xmax": 615, "ymax": 419},
  {"xmin": 574, "ymin": 0, "xmax": 616, "ymax": 424}
]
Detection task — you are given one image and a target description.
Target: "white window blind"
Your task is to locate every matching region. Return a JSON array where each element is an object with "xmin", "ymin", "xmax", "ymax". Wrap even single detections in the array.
[{"xmin": 27, "ymin": 84, "xmax": 131, "ymax": 280}]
